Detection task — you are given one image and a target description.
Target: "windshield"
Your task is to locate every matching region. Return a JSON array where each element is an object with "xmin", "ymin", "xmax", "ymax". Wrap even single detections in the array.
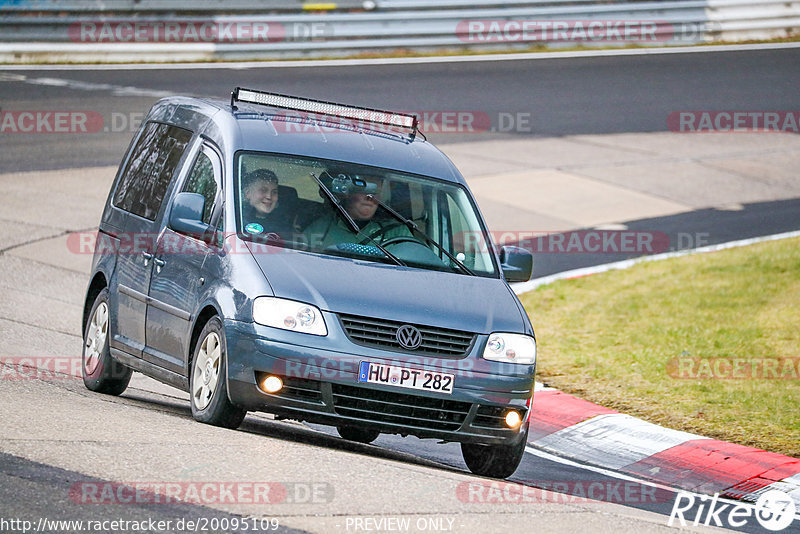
[{"xmin": 234, "ymin": 151, "xmax": 499, "ymax": 277}]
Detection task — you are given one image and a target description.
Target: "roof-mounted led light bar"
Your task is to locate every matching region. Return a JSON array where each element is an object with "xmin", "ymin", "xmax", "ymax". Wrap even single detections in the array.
[{"xmin": 231, "ymin": 87, "xmax": 418, "ymax": 134}]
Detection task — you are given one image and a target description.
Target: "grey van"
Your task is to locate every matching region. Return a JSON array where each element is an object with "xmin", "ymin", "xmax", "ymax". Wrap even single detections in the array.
[{"xmin": 82, "ymin": 88, "xmax": 536, "ymax": 478}]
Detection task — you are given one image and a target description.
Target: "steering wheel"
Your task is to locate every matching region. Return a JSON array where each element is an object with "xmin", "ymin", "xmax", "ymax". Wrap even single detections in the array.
[
  {"xmin": 358, "ymin": 221, "xmax": 405, "ymax": 245},
  {"xmin": 379, "ymin": 235, "xmax": 448, "ymax": 267},
  {"xmin": 380, "ymin": 236, "xmax": 425, "ymax": 248}
]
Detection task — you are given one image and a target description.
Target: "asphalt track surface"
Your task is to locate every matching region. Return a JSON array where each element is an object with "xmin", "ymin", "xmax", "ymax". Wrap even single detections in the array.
[
  {"xmin": 1, "ymin": 48, "xmax": 799, "ymax": 533},
  {"xmin": 1, "ymin": 46, "xmax": 799, "ymax": 173}
]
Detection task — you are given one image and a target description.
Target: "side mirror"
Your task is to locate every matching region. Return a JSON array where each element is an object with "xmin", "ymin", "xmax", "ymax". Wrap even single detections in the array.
[
  {"xmin": 169, "ymin": 192, "xmax": 209, "ymax": 237},
  {"xmin": 499, "ymin": 245, "xmax": 533, "ymax": 282}
]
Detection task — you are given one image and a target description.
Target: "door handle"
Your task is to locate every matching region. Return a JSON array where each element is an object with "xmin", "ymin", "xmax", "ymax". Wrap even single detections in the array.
[
  {"xmin": 142, "ymin": 252, "xmax": 153, "ymax": 266},
  {"xmin": 154, "ymin": 257, "xmax": 166, "ymax": 273}
]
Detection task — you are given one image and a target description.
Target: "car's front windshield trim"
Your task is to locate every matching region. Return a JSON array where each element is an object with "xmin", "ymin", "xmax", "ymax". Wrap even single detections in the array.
[{"xmin": 232, "ymin": 150, "xmax": 500, "ymax": 278}]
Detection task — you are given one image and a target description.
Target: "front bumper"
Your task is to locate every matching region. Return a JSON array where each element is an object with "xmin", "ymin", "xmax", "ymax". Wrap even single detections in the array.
[{"xmin": 224, "ymin": 317, "xmax": 535, "ymax": 446}]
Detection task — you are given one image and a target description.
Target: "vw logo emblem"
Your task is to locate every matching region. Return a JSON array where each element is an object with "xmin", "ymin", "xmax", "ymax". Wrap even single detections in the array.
[{"xmin": 396, "ymin": 325, "xmax": 422, "ymax": 350}]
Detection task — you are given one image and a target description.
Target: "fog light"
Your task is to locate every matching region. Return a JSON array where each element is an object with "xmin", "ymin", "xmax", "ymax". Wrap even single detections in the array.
[
  {"xmin": 505, "ymin": 410, "xmax": 522, "ymax": 429},
  {"xmin": 261, "ymin": 375, "xmax": 283, "ymax": 394}
]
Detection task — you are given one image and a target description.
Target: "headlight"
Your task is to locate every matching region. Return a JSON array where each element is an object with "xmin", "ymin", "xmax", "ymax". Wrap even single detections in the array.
[
  {"xmin": 482, "ymin": 333, "xmax": 536, "ymax": 365},
  {"xmin": 252, "ymin": 297, "xmax": 327, "ymax": 336}
]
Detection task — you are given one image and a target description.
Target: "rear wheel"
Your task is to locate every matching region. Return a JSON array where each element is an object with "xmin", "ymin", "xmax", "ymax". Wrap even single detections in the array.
[
  {"xmin": 461, "ymin": 428, "xmax": 528, "ymax": 479},
  {"xmin": 82, "ymin": 288, "xmax": 132, "ymax": 395},
  {"xmin": 336, "ymin": 425, "xmax": 380, "ymax": 444},
  {"xmin": 190, "ymin": 317, "xmax": 247, "ymax": 429}
]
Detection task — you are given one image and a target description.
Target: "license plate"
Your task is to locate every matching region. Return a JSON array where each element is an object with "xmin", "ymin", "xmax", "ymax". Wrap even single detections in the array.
[{"xmin": 357, "ymin": 361, "xmax": 454, "ymax": 394}]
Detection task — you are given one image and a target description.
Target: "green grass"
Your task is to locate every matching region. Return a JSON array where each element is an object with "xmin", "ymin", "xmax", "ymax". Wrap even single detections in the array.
[{"xmin": 520, "ymin": 236, "xmax": 800, "ymax": 457}]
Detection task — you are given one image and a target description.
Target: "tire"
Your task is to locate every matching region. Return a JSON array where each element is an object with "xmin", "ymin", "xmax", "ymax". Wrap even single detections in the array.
[
  {"xmin": 461, "ymin": 427, "xmax": 528, "ymax": 479},
  {"xmin": 337, "ymin": 425, "xmax": 380, "ymax": 444},
  {"xmin": 82, "ymin": 288, "xmax": 132, "ymax": 396},
  {"xmin": 190, "ymin": 317, "xmax": 247, "ymax": 429}
]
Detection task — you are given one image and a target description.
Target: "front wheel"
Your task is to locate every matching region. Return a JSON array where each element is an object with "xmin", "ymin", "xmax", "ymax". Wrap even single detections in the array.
[
  {"xmin": 461, "ymin": 428, "xmax": 528, "ymax": 479},
  {"xmin": 190, "ymin": 317, "xmax": 247, "ymax": 429},
  {"xmin": 82, "ymin": 288, "xmax": 132, "ymax": 395}
]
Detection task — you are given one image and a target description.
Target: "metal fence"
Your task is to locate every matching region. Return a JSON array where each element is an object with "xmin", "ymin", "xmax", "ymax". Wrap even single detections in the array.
[
  {"xmin": 0, "ymin": 0, "xmax": 797, "ymax": 63},
  {"xmin": 0, "ymin": 0, "xmax": 662, "ymax": 12}
]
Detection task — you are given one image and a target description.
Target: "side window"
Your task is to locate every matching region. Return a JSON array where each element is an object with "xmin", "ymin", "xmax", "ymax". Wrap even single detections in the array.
[
  {"xmin": 182, "ymin": 148, "xmax": 219, "ymax": 225},
  {"xmin": 444, "ymin": 191, "xmax": 494, "ymax": 273},
  {"xmin": 113, "ymin": 122, "xmax": 193, "ymax": 221}
]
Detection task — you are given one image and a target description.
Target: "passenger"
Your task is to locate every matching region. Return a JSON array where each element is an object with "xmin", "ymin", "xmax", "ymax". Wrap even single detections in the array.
[
  {"xmin": 304, "ymin": 173, "xmax": 411, "ymax": 249},
  {"xmin": 241, "ymin": 169, "xmax": 294, "ymax": 239}
]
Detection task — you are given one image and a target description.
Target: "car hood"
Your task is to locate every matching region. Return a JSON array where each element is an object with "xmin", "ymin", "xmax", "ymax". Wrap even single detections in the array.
[{"xmin": 246, "ymin": 244, "xmax": 526, "ymax": 335}]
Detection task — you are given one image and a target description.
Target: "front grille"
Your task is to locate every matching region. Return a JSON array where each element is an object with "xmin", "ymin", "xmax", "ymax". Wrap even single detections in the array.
[
  {"xmin": 331, "ymin": 383, "xmax": 471, "ymax": 432},
  {"xmin": 339, "ymin": 314, "xmax": 475, "ymax": 357},
  {"xmin": 282, "ymin": 377, "xmax": 323, "ymax": 403}
]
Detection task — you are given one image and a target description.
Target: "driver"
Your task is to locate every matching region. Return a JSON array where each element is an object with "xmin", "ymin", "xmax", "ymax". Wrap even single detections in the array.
[{"xmin": 303, "ymin": 172, "xmax": 411, "ymax": 249}]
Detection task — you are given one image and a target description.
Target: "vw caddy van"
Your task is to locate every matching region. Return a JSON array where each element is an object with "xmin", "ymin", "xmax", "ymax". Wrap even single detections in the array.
[{"xmin": 82, "ymin": 88, "xmax": 536, "ymax": 478}]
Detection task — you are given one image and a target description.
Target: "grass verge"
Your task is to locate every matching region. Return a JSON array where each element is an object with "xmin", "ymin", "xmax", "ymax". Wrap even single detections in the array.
[{"xmin": 520, "ymin": 236, "xmax": 800, "ymax": 458}]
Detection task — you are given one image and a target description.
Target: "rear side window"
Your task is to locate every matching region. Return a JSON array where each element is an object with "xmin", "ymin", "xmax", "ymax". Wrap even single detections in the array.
[
  {"xmin": 113, "ymin": 121, "xmax": 192, "ymax": 221},
  {"xmin": 182, "ymin": 148, "xmax": 220, "ymax": 225}
]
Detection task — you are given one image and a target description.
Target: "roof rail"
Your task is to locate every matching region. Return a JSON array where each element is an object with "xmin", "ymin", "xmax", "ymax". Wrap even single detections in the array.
[{"xmin": 231, "ymin": 87, "xmax": 418, "ymax": 137}]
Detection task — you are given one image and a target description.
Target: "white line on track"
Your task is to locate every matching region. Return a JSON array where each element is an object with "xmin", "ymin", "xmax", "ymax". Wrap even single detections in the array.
[
  {"xmin": 3, "ymin": 42, "xmax": 799, "ymax": 71},
  {"xmin": 525, "ymin": 446, "xmax": 800, "ymax": 521},
  {"xmin": 0, "ymin": 72, "xmax": 172, "ymax": 97},
  {"xmin": 524, "ymin": 446, "xmax": 673, "ymax": 491},
  {"xmin": 513, "ymin": 229, "xmax": 800, "ymax": 295}
]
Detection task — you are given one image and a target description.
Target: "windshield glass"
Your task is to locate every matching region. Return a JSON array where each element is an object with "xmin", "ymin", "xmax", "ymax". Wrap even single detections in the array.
[{"xmin": 234, "ymin": 151, "xmax": 499, "ymax": 277}]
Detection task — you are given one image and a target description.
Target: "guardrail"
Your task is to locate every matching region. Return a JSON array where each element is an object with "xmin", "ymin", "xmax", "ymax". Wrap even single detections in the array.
[
  {"xmin": 0, "ymin": 0, "xmax": 372, "ymax": 13},
  {"xmin": 0, "ymin": 0, "xmax": 797, "ymax": 63}
]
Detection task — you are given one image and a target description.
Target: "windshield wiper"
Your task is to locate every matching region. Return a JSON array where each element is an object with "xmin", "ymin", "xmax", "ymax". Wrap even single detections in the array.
[
  {"xmin": 366, "ymin": 194, "xmax": 476, "ymax": 276},
  {"xmin": 308, "ymin": 172, "xmax": 406, "ymax": 267}
]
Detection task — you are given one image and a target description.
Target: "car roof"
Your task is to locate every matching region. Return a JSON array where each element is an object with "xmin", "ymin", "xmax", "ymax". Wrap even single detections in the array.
[{"xmin": 146, "ymin": 95, "xmax": 465, "ymax": 184}]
